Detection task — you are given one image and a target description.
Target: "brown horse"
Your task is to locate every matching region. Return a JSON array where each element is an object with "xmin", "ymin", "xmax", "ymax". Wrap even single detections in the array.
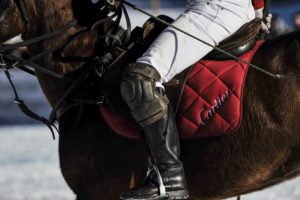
[{"xmin": 1, "ymin": 0, "xmax": 300, "ymax": 200}]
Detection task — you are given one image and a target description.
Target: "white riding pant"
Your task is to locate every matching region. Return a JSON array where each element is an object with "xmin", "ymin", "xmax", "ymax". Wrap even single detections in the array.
[{"xmin": 137, "ymin": 0, "xmax": 256, "ymax": 83}]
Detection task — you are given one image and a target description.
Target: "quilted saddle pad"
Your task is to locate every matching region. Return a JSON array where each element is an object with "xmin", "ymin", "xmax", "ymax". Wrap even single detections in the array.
[{"xmin": 100, "ymin": 40, "xmax": 264, "ymax": 140}]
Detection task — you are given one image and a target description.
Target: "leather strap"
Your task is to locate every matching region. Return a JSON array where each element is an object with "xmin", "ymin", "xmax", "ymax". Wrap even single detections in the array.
[
  {"xmin": 0, "ymin": 55, "xmax": 106, "ymax": 139},
  {"xmin": 13, "ymin": 0, "xmax": 29, "ymax": 34},
  {"xmin": 3, "ymin": 53, "xmax": 74, "ymax": 82},
  {"xmin": 3, "ymin": 68, "xmax": 58, "ymax": 139},
  {"xmin": 0, "ymin": 20, "xmax": 78, "ymax": 53}
]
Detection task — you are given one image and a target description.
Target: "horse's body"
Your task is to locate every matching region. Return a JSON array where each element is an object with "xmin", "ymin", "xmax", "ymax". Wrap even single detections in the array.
[{"xmin": 1, "ymin": 1, "xmax": 300, "ymax": 199}]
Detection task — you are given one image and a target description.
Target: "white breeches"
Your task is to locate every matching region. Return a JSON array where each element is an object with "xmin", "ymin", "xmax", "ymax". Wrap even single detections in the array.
[{"xmin": 137, "ymin": 0, "xmax": 256, "ymax": 83}]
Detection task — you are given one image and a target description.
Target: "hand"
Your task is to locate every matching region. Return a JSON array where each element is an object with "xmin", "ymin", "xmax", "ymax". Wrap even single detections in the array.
[{"xmin": 255, "ymin": 8, "xmax": 272, "ymax": 34}]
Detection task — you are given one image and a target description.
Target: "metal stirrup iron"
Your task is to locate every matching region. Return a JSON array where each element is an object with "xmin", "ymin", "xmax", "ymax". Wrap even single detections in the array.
[{"xmin": 152, "ymin": 165, "xmax": 167, "ymax": 197}]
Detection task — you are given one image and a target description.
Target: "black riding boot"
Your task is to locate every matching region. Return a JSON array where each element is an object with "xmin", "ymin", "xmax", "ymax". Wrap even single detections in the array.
[{"xmin": 120, "ymin": 105, "xmax": 189, "ymax": 200}]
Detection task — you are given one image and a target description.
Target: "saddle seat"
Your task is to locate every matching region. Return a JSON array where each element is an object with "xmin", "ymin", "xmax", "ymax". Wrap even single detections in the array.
[
  {"xmin": 142, "ymin": 16, "xmax": 262, "ymax": 61},
  {"xmin": 206, "ymin": 17, "xmax": 262, "ymax": 60},
  {"xmin": 100, "ymin": 16, "xmax": 264, "ymax": 140}
]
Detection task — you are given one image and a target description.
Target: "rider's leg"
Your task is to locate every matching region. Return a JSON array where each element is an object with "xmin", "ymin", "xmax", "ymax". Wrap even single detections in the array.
[
  {"xmin": 120, "ymin": 63, "xmax": 188, "ymax": 200},
  {"xmin": 119, "ymin": 1, "xmax": 255, "ymax": 199},
  {"xmin": 138, "ymin": 0, "xmax": 255, "ymax": 83}
]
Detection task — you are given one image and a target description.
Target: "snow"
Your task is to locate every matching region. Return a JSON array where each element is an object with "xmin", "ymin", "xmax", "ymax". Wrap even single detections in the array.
[{"xmin": 0, "ymin": 126, "xmax": 299, "ymax": 200}]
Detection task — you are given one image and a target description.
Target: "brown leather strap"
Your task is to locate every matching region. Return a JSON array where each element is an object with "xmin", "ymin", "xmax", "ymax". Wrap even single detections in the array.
[
  {"xmin": 0, "ymin": 20, "xmax": 77, "ymax": 53},
  {"xmin": 3, "ymin": 69, "xmax": 58, "ymax": 139},
  {"xmin": 164, "ymin": 68, "xmax": 192, "ymax": 115}
]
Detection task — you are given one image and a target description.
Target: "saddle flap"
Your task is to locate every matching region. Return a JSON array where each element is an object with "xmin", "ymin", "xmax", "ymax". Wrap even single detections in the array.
[
  {"xmin": 100, "ymin": 16, "xmax": 265, "ymax": 140},
  {"xmin": 101, "ymin": 41, "xmax": 265, "ymax": 140}
]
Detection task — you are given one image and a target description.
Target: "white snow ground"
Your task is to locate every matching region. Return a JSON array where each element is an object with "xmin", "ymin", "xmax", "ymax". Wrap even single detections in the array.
[
  {"xmin": 0, "ymin": 126, "xmax": 75, "ymax": 200},
  {"xmin": 0, "ymin": 126, "xmax": 299, "ymax": 200}
]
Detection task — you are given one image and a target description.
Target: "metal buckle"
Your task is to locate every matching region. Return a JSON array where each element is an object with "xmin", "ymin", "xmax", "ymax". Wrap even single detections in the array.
[
  {"xmin": 94, "ymin": 54, "xmax": 113, "ymax": 77},
  {"xmin": 13, "ymin": 99, "xmax": 22, "ymax": 105},
  {"xmin": 0, "ymin": 54, "xmax": 19, "ymax": 71},
  {"xmin": 95, "ymin": 96, "xmax": 105, "ymax": 104},
  {"xmin": 95, "ymin": 64, "xmax": 106, "ymax": 77},
  {"xmin": 0, "ymin": 54, "xmax": 7, "ymax": 70}
]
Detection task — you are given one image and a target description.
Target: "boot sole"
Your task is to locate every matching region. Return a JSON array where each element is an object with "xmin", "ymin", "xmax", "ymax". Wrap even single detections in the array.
[
  {"xmin": 120, "ymin": 196, "xmax": 168, "ymax": 200},
  {"xmin": 120, "ymin": 191, "xmax": 189, "ymax": 200},
  {"xmin": 166, "ymin": 190, "xmax": 189, "ymax": 200},
  {"xmin": 120, "ymin": 196, "xmax": 188, "ymax": 200}
]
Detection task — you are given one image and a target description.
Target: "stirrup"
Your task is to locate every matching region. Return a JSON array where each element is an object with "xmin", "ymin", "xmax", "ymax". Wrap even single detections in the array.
[{"xmin": 147, "ymin": 165, "xmax": 168, "ymax": 198}]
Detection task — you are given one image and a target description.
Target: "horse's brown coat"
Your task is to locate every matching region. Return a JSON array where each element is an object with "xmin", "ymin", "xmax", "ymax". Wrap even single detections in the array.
[{"xmin": 1, "ymin": 1, "xmax": 300, "ymax": 200}]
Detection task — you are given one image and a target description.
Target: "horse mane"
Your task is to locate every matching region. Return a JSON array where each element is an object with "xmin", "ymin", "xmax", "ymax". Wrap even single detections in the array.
[
  {"xmin": 253, "ymin": 30, "xmax": 300, "ymax": 76},
  {"xmin": 266, "ymin": 30, "xmax": 300, "ymax": 55},
  {"xmin": 282, "ymin": 30, "xmax": 300, "ymax": 65},
  {"xmin": 270, "ymin": 29, "xmax": 300, "ymax": 41},
  {"xmin": 29, "ymin": 0, "xmax": 98, "ymax": 74}
]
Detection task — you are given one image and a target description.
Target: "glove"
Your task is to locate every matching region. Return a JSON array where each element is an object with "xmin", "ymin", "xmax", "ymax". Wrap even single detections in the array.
[
  {"xmin": 255, "ymin": 7, "xmax": 272, "ymax": 34},
  {"xmin": 91, "ymin": 0, "xmax": 123, "ymax": 11}
]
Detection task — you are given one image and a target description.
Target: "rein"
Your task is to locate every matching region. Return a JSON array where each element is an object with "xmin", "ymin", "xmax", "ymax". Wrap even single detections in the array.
[
  {"xmin": 13, "ymin": 0, "xmax": 29, "ymax": 33},
  {"xmin": 123, "ymin": 1, "xmax": 300, "ymax": 81},
  {"xmin": 0, "ymin": 16, "xmax": 80, "ymax": 83},
  {"xmin": 0, "ymin": 55, "xmax": 58, "ymax": 139},
  {"xmin": 0, "ymin": 0, "xmax": 80, "ymax": 139},
  {"xmin": 0, "ymin": 2, "xmax": 131, "ymax": 139},
  {"xmin": 0, "ymin": 18, "xmax": 79, "ymax": 139},
  {"xmin": 4, "ymin": 0, "xmax": 297, "ymax": 139},
  {"xmin": 0, "ymin": 20, "xmax": 77, "ymax": 53}
]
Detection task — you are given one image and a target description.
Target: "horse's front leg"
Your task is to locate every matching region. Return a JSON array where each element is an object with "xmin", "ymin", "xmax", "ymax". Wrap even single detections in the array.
[{"xmin": 59, "ymin": 106, "xmax": 148, "ymax": 200}]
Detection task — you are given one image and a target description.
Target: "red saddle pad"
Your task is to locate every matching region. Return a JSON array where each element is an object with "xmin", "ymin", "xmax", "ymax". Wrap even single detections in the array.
[{"xmin": 100, "ymin": 40, "xmax": 264, "ymax": 140}]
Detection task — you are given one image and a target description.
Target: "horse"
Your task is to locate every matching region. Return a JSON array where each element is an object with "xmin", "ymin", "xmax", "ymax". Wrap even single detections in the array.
[{"xmin": 1, "ymin": 0, "xmax": 300, "ymax": 199}]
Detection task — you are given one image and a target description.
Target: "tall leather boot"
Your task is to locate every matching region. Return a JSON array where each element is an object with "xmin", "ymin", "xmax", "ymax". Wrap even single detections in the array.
[{"xmin": 120, "ymin": 105, "xmax": 189, "ymax": 200}]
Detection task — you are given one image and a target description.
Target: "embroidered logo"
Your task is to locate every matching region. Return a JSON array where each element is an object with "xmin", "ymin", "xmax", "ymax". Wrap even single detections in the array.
[{"xmin": 200, "ymin": 90, "xmax": 231, "ymax": 126}]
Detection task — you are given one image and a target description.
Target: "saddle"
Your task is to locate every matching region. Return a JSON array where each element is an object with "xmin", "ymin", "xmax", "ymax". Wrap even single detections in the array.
[
  {"xmin": 100, "ymin": 16, "xmax": 263, "ymax": 140},
  {"xmin": 164, "ymin": 17, "xmax": 262, "ymax": 115}
]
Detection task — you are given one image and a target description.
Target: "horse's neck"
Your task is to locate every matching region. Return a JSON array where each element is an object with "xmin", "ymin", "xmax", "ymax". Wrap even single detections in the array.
[
  {"xmin": 0, "ymin": 2, "xmax": 26, "ymax": 43},
  {"xmin": 245, "ymin": 34, "xmax": 300, "ymax": 136},
  {"xmin": 24, "ymin": 0, "xmax": 97, "ymax": 106},
  {"xmin": 27, "ymin": 0, "xmax": 97, "ymax": 74}
]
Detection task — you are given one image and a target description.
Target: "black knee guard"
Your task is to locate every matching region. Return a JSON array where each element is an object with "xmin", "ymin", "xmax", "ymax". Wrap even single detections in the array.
[{"xmin": 120, "ymin": 63, "xmax": 169, "ymax": 127}]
